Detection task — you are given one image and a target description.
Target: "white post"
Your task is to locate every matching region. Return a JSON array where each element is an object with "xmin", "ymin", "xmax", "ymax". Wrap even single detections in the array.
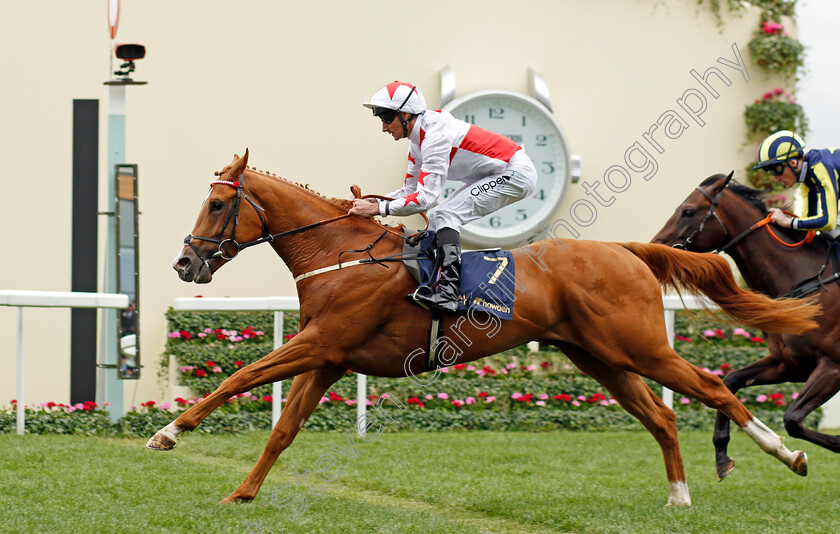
[
  {"xmin": 662, "ymin": 308, "xmax": 675, "ymax": 409},
  {"xmin": 16, "ymin": 308, "xmax": 24, "ymax": 436},
  {"xmin": 272, "ymin": 311, "xmax": 284, "ymax": 428},
  {"xmin": 356, "ymin": 373, "xmax": 367, "ymax": 437}
]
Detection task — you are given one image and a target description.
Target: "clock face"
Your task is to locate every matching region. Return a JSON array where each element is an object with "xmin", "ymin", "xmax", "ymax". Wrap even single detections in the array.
[{"xmin": 442, "ymin": 90, "xmax": 571, "ymax": 247}]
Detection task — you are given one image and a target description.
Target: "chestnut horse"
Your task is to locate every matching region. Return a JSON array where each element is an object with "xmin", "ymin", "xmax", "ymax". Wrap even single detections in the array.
[
  {"xmin": 653, "ymin": 172, "xmax": 840, "ymax": 480},
  {"xmin": 148, "ymin": 152, "xmax": 819, "ymax": 507}
]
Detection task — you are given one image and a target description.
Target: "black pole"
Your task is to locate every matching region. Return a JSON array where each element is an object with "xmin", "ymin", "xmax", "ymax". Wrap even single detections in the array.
[{"xmin": 71, "ymin": 99, "xmax": 99, "ymax": 404}]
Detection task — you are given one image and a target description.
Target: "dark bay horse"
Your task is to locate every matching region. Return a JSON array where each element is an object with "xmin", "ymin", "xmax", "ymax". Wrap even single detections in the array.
[
  {"xmin": 148, "ymin": 152, "xmax": 820, "ymax": 506},
  {"xmin": 653, "ymin": 172, "xmax": 840, "ymax": 480}
]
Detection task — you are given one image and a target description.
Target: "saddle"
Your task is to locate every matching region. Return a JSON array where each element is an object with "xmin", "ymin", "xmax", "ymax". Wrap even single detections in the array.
[{"xmin": 402, "ymin": 230, "xmax": 516, "ymax": 320}]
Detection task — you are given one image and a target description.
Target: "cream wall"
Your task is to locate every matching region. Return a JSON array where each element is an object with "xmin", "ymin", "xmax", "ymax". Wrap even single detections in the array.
[{"xmin": 2, "ymin": 2, "xmax": 804, "ymax": 418}]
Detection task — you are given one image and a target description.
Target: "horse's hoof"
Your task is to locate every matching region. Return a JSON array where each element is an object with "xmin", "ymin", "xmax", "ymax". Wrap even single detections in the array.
[
  {"xmin": 790, "ymin": 450, "xmax": 808, "ymax": 477},
  {"xmin": 716, "ymin": 457, "xmax": 735, "ymax": 481},
  {"xmin": 145, "ymin": 432, "xmax": 177, "ymax": 451},
  {"xmin": 219, "ymin": 494, "xmax": 254, "ymax": 504}
]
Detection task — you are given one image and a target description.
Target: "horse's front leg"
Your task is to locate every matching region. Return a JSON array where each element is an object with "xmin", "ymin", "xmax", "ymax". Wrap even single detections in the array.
[
  {"xmin": 146, "ymin": 331, "xmax": 332, "ymax": 450},
  {"xmin": 221, "ymin": 366, "xmax": 346, "ymax": 504},
  {"xmin": 713, "ymin": 355, "xmax": 791, "ymax": 480}
]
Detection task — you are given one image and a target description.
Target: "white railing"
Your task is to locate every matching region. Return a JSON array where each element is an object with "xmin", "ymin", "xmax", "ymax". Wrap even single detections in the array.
[
  {"xmin": 661, "ymin": 294, "xmax": 716, "ymax": 409},
  {"xmin": 0, "ymin": 290, "xmax": 130, "ymax": 435},
  {"xmin": 171, "ymin": 294, "xmax": 714, "ymax": 427}
]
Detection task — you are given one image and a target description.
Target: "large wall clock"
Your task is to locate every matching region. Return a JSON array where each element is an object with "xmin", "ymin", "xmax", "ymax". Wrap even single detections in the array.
[{"xmin": 439, "ymin": 67, "xmax": 578, "ymax": 247}]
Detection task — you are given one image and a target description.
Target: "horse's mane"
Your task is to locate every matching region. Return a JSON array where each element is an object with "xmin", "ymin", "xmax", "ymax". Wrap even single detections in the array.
[
  {"xmin": 703, "ymin": 173, "xmax": 832, "ymax": 247},
  {"xmin": 218, "ymin": 164, "xmax": 354, "ymax": 212},
  {"xmin": 221, "ymin": 164, "xmax": 405, "ymax": 231},
  {"xmin": 701, "ymin": 174, "xmax": 769, "ymax": 215}
]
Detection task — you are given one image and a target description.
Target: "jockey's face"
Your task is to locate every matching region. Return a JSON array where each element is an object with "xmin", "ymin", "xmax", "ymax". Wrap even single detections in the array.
[
  {"xmin": 380, "ymin": 112, "xmax": 414, "ymax": 141},
  {"xmin": 772, "ymin": 159, "xmax": 800, "ymax": 188}
]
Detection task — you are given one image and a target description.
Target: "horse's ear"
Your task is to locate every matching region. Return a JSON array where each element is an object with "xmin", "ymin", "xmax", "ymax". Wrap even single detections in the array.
[
  {"xmin": 723, "ymin": 170, "xmax": 734, "ymax": 187},
  {"xmin": 228, "ymin": 149, "xmax": 250, "ymax": 178}
]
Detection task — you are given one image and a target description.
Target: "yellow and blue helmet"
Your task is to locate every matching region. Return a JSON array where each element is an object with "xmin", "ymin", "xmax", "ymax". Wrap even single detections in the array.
[{"xmin": 754, "ymin": 130, "xmax": 805, "ymax": 170}]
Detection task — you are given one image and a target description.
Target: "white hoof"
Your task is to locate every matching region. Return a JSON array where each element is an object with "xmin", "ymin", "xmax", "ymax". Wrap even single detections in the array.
[
  {"xmin": 666, "ymin": 481, "xmax": 691, "ymax": 507},
  {"xmin": 145, "ymin": 422, "xmax": 182, "ymax": 451}
]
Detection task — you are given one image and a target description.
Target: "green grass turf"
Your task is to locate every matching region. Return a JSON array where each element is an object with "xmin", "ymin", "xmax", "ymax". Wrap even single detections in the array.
[{"xmin": 1, "ymin": 429, "xmax": 838, "ymax": 533}]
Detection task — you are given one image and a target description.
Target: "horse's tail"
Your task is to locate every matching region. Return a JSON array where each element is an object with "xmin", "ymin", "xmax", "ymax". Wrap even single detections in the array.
[{"xmin": 620, "ymin": 242, "xmax": 820, "ymax": 334}]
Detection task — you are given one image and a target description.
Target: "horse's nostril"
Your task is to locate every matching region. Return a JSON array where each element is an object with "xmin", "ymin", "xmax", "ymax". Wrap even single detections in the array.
[{"xmin": 174, "ymin": 256, "xmax": 191, "ymax": 271}]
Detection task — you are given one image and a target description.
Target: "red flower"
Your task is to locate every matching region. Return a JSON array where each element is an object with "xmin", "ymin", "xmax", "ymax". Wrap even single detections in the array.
[
  {"xmin": 477, "ymin": 392, "xmax": 489, "ymax": 397},
  {"xmin": 47, "ymin": 402, "xmax": 56, "ymax": 408},
  {"xmin": 721, "ymin": 363, "xmax": 731, "ymax": 371},
  {"xmin": 233, "ymin": 360, "xmax": 245, "ymax": 367},
  {"xmin": 769, "ymin": 393, "xmax": 785, "ymax": 400},
  {"xmin": 180, "ymin": 330, "xmax": 192, "ymax": 340},
  {"xmin": 141, "ymin": 400, "xmax": 156, "ymax": 408},
  {"xmin": 205, "ymin": 361, "xmax": 217, "ymax": 368},
  {"xmin": 554, "ymin": 394, "xmax": 572, "ymax": 402},
  {"xmin": 517, "ymin": 393, "xmax": 534, "ymax": 403},
  {"xmin": 83, "ymin": 401, "xmax": 97, "ymax": 410},
  {"xmin": 283, "ymin": 333, "xmax": 297, "ymax": 340},
  {"xmin": 482, "ymin": 366, "xmax": 496, "ymax": 375},
  {"xmin": 750, "ymin": 336, "xmax": 765, "ymax": 344},
  {"xmin": 588, "ymin": 393, "xmax": 606, "ymax": 403},
  {"xmin": 407, "ymin": 397, "xmax": 426, "ymax": 408},
  {"xmin": 195, "ymin": 369, "xmax": 207, "ymax": 378},
  {"xmin": 174, "ymin": 397, "xmax": 188, "ymax": 405},
  {"xmin": 540, "ymin": 361, "xmax": 551, "ymax": 368},
  {"xmin": 262, "ymin": 395, "xmax": 273, "ymax": 402},
  {"xmin": 329, "ymin": 392, "xmax": 344, "ymax": 402},
  {"xmin": 453, "ymin": 364, "xmax": 466, "ymax": 371}
]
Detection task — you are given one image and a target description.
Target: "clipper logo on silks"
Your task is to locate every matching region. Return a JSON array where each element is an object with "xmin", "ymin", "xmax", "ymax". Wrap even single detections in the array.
[{"xmin": 470, "ymin": 176, "xmax": 512, "ymax": 197}]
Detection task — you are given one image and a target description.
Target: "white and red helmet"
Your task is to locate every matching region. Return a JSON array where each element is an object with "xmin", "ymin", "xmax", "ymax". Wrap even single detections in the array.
[{"xmin": 363, "ymin": 81, "xmax": 427, "ymax": 115}]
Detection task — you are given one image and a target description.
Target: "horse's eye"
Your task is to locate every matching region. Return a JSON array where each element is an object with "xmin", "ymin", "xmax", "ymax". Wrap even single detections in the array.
[
  {"xmin": 681, "ymin": 208, "xmax": 696, "ymax": 218},
  {"xmin": 209, "ymin": 200, "xmax": 224, "ymax": 212}
]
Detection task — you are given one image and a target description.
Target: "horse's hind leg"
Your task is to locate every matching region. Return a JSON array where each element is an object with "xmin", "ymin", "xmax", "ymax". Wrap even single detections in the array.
[
  {"xmin": 221, "ymin": 367, "xmax": 346, "ymax": 504},
  {"xmin": 713, "ymin": 355, "xmax": 794, "ymax": 480},
  {"xmin": 557, "ymin": 343, "xmax": 690, "ymax": 507},
  {"xmin": 629, "ymin": 343, "xmax": 807, "ymax": 476},
  {"xmin": 781, "ymin": 358, "xmax": 840, "ymax": 453}
]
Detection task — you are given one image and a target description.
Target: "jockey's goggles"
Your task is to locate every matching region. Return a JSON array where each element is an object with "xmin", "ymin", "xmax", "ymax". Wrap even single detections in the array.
[
  {"xmin": 768, "ymin": 163, "xmax": 787, "ymax": 176},
  {"xmin": 371, "ymin": 107, "xmax": 399, "ymax": 124}
]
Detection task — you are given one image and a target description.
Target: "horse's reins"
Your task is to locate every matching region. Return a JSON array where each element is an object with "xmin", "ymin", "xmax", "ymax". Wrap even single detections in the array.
[
  {"xmin": 674, "ymin": 181, "xmax": 827, "ymax": 298},
  {"xmin": 718, "ymin": 212, "xmax": 816, "ymax": 253},
  {"xmin": 184, "ymin": 174, "xmax": 424, "ymax": 279},
  {"xmin": 675, "ymin": 178, "xmax": 815, "ymax": 253}
]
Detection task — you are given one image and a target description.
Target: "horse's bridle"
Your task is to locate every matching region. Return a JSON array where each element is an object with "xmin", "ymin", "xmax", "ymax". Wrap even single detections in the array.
[
  {"xmin": 672, "ymin": 183, "xmax": 731, "ymax": 250},
  {"xmin": 672, "ymin": 174, "xmax": 815, "ymax": 253},
  {"xmin": 182, "ymin": 174, "xmax": 271, "ymax": 270}
]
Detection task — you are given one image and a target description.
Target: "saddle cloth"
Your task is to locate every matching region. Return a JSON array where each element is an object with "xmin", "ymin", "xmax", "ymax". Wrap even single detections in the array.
[{"xmin": 403, "ymin": 230, "xmax": 516, "ymax": 320}]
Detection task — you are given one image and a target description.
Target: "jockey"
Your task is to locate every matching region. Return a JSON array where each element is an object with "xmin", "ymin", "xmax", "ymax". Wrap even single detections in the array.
[
  {"xmin": 754, "ymin": 130, "xmax": 840, "ymax": 234},
  {"xmin": 349, "ymin": 81, "xmax": 537, "ymax": 313}
]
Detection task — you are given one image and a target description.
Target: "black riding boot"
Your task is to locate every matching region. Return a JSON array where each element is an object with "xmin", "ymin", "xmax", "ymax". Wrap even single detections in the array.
[{"xmin": 409, "ymin": 229, "xmax": 462, "ymax": 313}]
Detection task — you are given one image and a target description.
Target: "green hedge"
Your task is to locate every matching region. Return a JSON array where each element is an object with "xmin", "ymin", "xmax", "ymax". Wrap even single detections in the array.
[
  {"xmin": 1, "ymin": 403, "xmax": 800, "ymax": 437},
  {"xmin": 2, "ymin": 310, "xmax": 816, "ymax": 436}
]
